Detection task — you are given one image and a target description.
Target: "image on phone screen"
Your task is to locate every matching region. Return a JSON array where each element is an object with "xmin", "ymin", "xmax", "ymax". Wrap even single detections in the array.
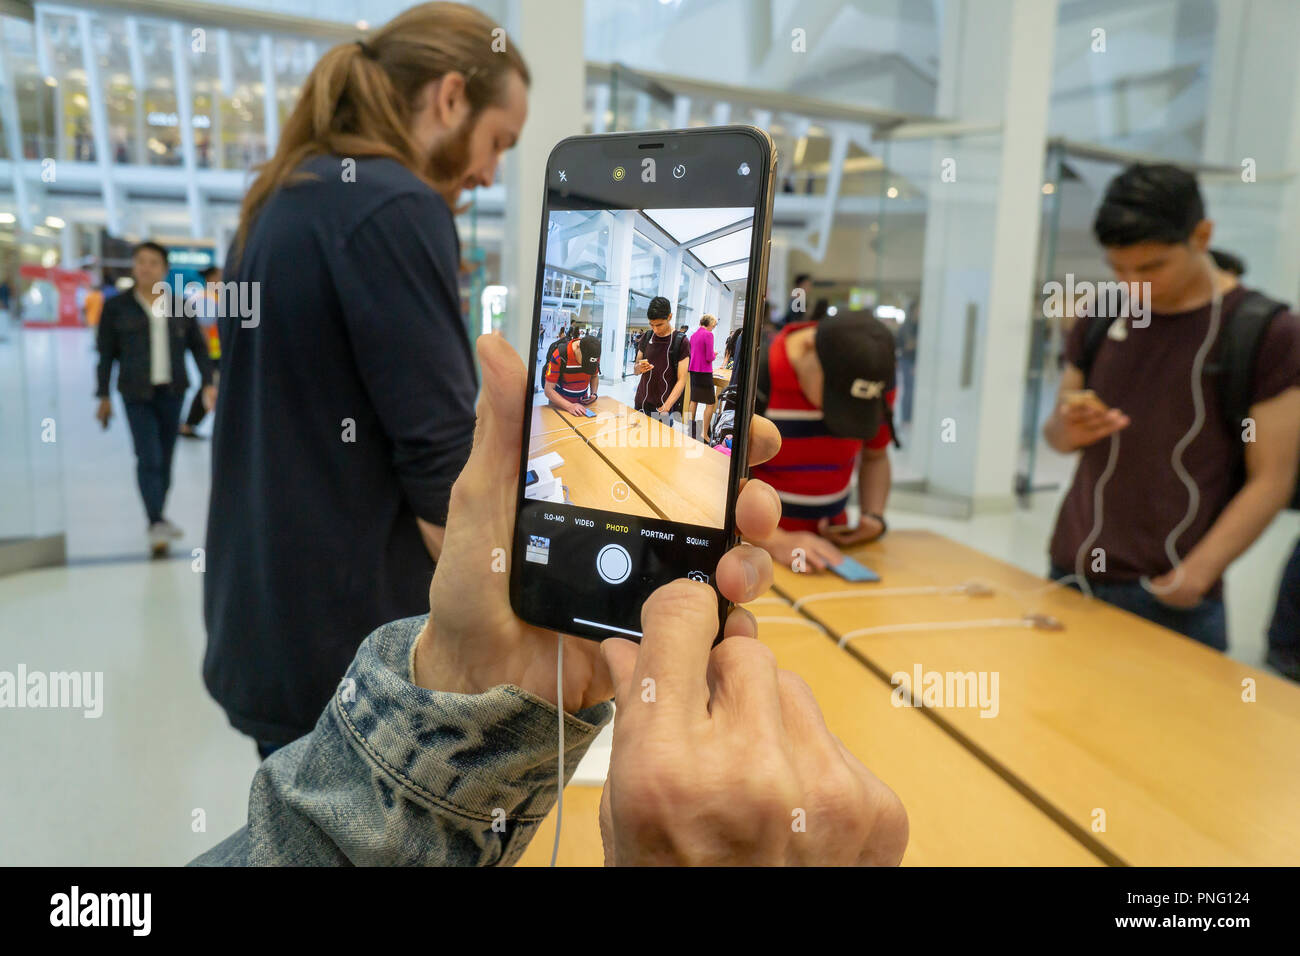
[{"xmin": 510, "ymin": 128, "xmax": 774, "ymax": 642}]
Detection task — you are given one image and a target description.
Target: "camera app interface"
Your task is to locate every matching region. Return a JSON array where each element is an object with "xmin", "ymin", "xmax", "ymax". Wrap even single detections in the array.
[{"xmin": 516, "ymin": 141, "xmax": 764, "ymax": 640}]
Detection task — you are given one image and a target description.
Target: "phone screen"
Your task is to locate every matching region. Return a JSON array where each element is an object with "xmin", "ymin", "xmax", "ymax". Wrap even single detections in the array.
[{"xmin": 510, "ymin": 127, "xmax": 774, "ymax": 642}]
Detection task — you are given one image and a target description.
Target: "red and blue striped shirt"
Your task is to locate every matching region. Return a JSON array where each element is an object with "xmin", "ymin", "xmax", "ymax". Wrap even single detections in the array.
[{"xmin": 752, "ymin": 322, "xmax": 894, "ymax": 531}]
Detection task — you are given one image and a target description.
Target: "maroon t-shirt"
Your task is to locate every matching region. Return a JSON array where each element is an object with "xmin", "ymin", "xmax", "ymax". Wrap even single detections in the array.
[{"xmin": 1049, "ymin": 286, "xmax": 1300, "ymax": 594}]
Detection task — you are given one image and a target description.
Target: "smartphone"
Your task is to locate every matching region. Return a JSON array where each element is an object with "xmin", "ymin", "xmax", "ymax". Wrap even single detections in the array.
[
  {"xmin": 510, "ymin": 126, "xmax": 777, "ymax": 642},
  {"xmin": 829, "ymin": 556, "xmax": 881, "ymax": 583}
]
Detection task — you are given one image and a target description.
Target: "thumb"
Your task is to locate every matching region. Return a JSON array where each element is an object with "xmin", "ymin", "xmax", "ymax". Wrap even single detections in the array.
[{"xmin": 461, "ymin": 333, "xmax": 526, "ymax": 482}]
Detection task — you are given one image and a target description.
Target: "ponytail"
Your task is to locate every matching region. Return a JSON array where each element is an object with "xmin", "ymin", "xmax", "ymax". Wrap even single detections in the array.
[{"xmin": 233, "ymin": 2, "xmax": 529, "ymax": 258}]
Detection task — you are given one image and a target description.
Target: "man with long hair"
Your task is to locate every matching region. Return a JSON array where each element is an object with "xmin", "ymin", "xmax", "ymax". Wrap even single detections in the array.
[{"xmin": 203, "ymin": 3, "xmax": 530, "ymax": 757}]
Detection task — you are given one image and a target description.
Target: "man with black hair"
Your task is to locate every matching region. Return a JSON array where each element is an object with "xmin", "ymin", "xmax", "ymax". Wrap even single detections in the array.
[
  {"xmin": 1043, "ymin": 163, "xmax": 1300, "ymax": 650},
  {"xmin": 633, "ymin": 296, "xmax": 689, "ymax": 424},
  {"xmin": 95, "ymin": 241, "xmax": 215, "ymax": 555}
]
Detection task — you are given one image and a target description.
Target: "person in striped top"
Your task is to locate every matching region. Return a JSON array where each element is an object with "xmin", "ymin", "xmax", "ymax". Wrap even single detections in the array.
[
  {"xmin": 751, "ymin": 311, "xmax": 898, "ymax": 571},
  {"xmin": 543, "ymin": 333, "xmax": 601, "ymax": 414}
]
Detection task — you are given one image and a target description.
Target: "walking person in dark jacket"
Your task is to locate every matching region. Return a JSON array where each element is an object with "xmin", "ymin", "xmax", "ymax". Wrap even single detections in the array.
[{"xmin": 95, "ymin": 240, "xmax": 215, "ymax": 556}]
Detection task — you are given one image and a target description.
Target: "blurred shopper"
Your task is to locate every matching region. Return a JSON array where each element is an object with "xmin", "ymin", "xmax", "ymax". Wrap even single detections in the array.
[
  {"xmin": 1044, "ymin": 164, "xmax": 1300, "ymax": 650},
  {"xmin": 204, "ymin": 2, "xmax": 529, "ymax": 759},
  {"xmin": 179, "ymin": 265, "xmax": 223, "ymax": 439},
  {"xmin": 750, "ymin": 311, "xmax": 898, "ymax": 571},
  {"xmin": 95, "ymin": 241, "xmax": 215, "ymax": 556},
  {"xmin": 542, "ymin": 333, "xmax": 600, "ymax": 413},
  {"xmin": 723, "ymin": 325, "xmax": 742, "ymax": 369},
  {"xmin": 688, "ymin": 313, "xmax": 718, "ymax": 438},
  {"xmin": 777, "ymin": 272, "xmax": 813, "ymax": 328},
  {"xmin": 1267, "ymin": 538, "xmax": 1300, "ymax": 681},
  {"xmin": 633, "ymin": 296, "xmax": 689, "ymax": 425},
  {"xmin": 895, "ymin": 305, "xmax": 918, "ymax": 426},
  {"xmin": 809, "ymin": 297, "xmax": 830, "ymax": 324}
]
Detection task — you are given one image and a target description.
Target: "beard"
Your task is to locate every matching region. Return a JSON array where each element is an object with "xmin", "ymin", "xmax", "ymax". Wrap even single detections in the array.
[{"xmin": 427, "ymin": 115, "xmax": 476, "ymax": 208}]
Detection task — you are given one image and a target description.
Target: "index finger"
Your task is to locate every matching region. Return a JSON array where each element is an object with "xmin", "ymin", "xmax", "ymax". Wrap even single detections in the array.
[{"xmin": 746, "ymin": 415, "xmax": 781, "ymax": 467}]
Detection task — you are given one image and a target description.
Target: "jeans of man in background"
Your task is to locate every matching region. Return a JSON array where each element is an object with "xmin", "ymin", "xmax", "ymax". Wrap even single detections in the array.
[
  {"xmin": 1266, "ymin": 539, "xmax": 1300, "ymax": 681},
  {"xmin": 122, "ymin": 386, "xmax": 183, "ymax": 525},
  {"xmin": 1049, "ymin": 565, "xmax": 1228, "ymax": 651}
]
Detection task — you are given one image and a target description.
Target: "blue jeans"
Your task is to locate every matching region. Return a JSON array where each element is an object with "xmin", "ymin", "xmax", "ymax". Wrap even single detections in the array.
[
  {"xmin": 123, "ymin": 387, "xmax": 183, "ymax": 525},
  {"xmin": 1049, "ymin": 565, "xmax": 1227, "ymax": 651}
]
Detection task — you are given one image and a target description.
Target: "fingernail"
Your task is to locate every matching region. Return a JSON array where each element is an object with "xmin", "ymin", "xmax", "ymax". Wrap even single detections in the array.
[{"xmin": 743, "ymin": 553, "xmax": 759, "ymax": 595}]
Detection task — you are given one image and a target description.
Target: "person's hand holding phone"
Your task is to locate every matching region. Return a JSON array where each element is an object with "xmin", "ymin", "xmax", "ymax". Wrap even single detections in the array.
[
  {"xmin": 634, "ymin": 359, "xmax": 653, "ymax": 376},
  {"xmin": 598, "ymin": 580, "xmax": 909, "ymax": 865},
  {"xmin": 1056, "ymin": 390, "xmax": 1130, "ymax": 450},
  {"xmin": 413, "ymin": 333, "xmax": 783, "ymax": 714}
]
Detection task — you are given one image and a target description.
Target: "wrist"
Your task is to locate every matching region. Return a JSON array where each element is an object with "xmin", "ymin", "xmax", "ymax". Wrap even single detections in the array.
[
  {"xmin": 1179, "ymin": 555, "xmax": 1217, "ymax": 595},
  {"xmin": 412, "ymin": 618, "xmax": 472, "ymax": 695}
]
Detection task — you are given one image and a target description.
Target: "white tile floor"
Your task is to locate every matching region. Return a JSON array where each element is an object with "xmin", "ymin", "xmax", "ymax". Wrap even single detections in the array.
[{"xmin": 1, "ymin": 328, "xmax": 1295, "ymax": 864}]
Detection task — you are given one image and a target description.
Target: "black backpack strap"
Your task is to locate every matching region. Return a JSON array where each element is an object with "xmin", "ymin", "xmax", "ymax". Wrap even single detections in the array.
[
  {"xmin": 670, "ymin": 330, "xmax": 688, "ymax": 366},
  {"xmin": 1215, "ymin": 291, "xmax": 1288, "ymax": 436},
  {"xmin": 1075, "ymin": 315, "xmax": 1112, "ymax": 384}
]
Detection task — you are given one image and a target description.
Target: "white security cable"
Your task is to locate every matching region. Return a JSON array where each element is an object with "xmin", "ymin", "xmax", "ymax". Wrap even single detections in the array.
[
  {"xmin": 550, "ymin": 634, "xmax": 563, "ymax": 868},
  {"xmin": 751, "ymin": 616, "xmax": 829, "ymax": 635},
  {"xmin": 1074, "ymin": 427, "xmax": 1121, "ymax": 599},
  {"xmin": 792, "ymin": 581, "xmax": 992, "ymax": 612},
  {"xmin": 835, "ymin": 617, "xmax": 1037, "ymax": 648},
  {"xmin": 1143, "ymin": 267, "xmax": 1222, "ymax": 597}
]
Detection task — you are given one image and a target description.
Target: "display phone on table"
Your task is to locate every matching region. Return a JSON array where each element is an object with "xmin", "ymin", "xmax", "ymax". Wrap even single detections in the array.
[{"xmin": 510, "ymin": 126, "xmax": 777, "ymax": 642}]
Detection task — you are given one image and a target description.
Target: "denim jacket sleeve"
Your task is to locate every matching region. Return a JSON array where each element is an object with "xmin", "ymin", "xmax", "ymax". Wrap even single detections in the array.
[{"xmin": 190, "ymin": 616, "xmax": 613, "ymax": 866}]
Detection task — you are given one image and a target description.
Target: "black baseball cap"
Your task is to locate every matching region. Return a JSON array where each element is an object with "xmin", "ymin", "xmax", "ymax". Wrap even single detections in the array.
[
  {"xmin": 647, "ymin": 296, "xmax": 672, "ymax": 320},
  {"xmin": 577, "ymin": 334, "xmax": 601, "ymax": 374},
  {"xmin": 814, "ymin": 311, "xmax": 896, "ymax": 440}
]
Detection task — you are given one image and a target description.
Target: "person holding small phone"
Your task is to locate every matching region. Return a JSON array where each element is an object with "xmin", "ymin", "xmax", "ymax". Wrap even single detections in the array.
[
  {"xmin": 1042, "ymin": 163, "xmax": 1300, "ymax": 650},
  {"xmin": 633, "ymin": 296, "xmax": 690, "ymax": 426}
]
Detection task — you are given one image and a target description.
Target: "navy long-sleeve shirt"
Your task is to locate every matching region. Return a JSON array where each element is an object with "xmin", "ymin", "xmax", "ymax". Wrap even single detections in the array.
[{"xmin": 203, "ymin": 156, "xmax": 477, "ymax": 745}]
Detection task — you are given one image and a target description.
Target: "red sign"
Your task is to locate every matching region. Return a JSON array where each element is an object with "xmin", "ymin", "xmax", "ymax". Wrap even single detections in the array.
[{"xmin": 19, "ymin": 264, "xmax": 93, "ymax": 327}]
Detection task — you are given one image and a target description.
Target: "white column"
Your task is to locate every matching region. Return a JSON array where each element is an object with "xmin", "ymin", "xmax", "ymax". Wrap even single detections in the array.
[
  {"xmin": 171, "ymin": 23, "xmax": 204, "ymax": 238},
  {"xmin": 0, "ymin": 19, "xmax": 34, "ymax": 232},
  {"xmin": 1200, "ymin": 0, "xmax": 1300, "ymax": 304},
  {"xmin": 501, "ymin": 0, "xmax": 586, "ymax": 358},
  {"xmin": 77, "ymin": 11, "xmax": 121, "ymax": 235},
  {"xmin": 126, "ymin": 17, "xmax": 148, "ymax": 165},
  {"xmin": 910, "ymin": 0, "xmax": 1057, "ymax": 511},
  {"xmin": 600, "ymin": 212, "xmax": 634, "ymax": 383},
  {"xmin": 260, "ymin": 34, "xmax": 278, "ymax": 155}
]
